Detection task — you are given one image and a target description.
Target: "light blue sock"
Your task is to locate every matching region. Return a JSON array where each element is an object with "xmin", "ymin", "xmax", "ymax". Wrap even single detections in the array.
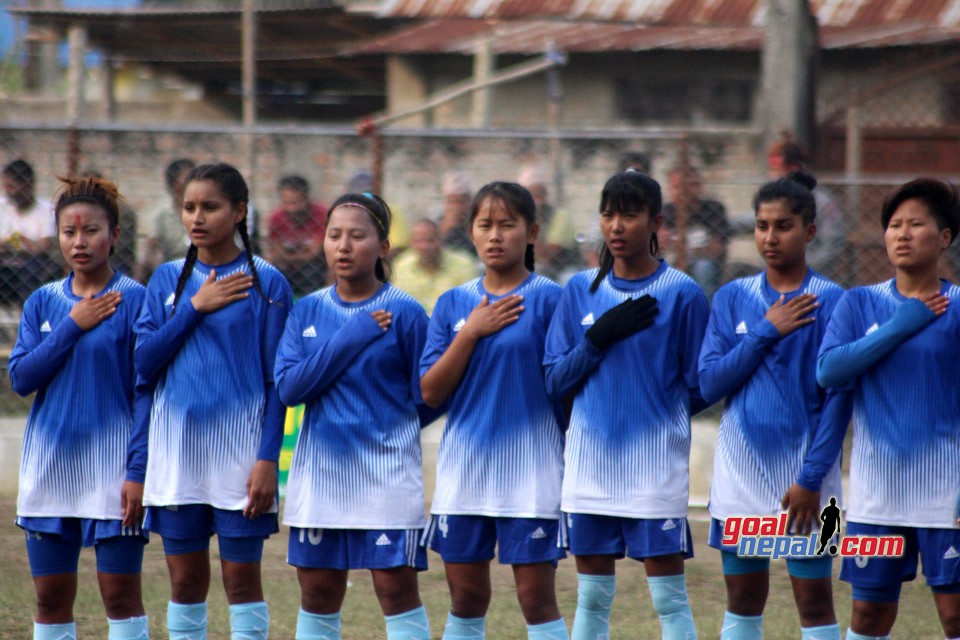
[
  {"xmin": 802, "ymin": 623, "xmax": 840, "ymax": 640},
  {"xmin": 384, "ymin": 605, "xmax": 430, "ymax": 639},
  {"xmin": 443, "ymin": 612, "xmax": 485, "ymax": 639},
  {"xmin": 571, "ymin": 573, "xmax": 616, "ymax": 640},
  {"xmin": 720, "ymin": 611, "xmax": 762, "ymax": 640},
  {"xmin": 295, "ymin": 609, "xmax": 340, "ymax": 640},
  {"xmin": 167, "ymin": 601, "xmax": 207, "ymax": 640},
  {"xmin": 647, "ymin": 574, "xmax": 697, "ymax": 639},
  {"xmin": 230, "ymin": 601, "xmax": 269, "ymax": 640},
  {"xmin": 34, "ymin": 622, "xmax": 77, "ymax": 640},
  {"xmin": 527, "ymin": 617, "xmax": 569, "ymax": 639},
  {"xmin": 108, "ymin": 615, "xmax": 149, "ymax": 639},
  {"xmin": 845, "ymin": 630, "xmax": 889, "ymax": 640}
]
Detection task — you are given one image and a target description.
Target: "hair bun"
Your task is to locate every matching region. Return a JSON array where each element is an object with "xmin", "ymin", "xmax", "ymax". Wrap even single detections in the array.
[{"xmin": 784, "ymin": 170, "xmax": 817, "ymax": 192}]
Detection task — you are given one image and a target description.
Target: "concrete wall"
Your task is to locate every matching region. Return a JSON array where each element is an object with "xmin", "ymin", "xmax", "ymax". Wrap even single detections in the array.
[
  {"xmin": 386, "ymin": 51, "xmax": 761, "ymax": 131},
  {"xmin": 0, "ymin": 124, "xmax": 765, "ymax": 250}
]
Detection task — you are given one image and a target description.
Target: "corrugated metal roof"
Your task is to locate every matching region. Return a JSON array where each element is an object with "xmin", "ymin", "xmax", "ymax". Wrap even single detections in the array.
[
  {"xmin": 345, "ymin": 16, "xmax": 960, "ymax": 54},
  {"xmin": 378, "ymin": 0, "xmax": 759, "ymax": 23},
  {"xmin": 377, "ymin": 0, "xmax": 960, "ymax": 29}
]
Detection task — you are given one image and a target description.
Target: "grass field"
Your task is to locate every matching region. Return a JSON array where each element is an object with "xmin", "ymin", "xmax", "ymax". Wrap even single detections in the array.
[{"xmin": 0, "ymin": 493, "xmax": 947, "ymax": 639}]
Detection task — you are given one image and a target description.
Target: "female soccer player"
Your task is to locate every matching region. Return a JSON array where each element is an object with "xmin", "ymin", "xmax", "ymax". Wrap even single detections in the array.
[
  {"xmin": 544, "ymin": 170, "xmax": 708, "ymax": 640},
  {"xmin": 698, "ymin": 172, "xmax": 852, "ymax": 640},
  {"xmin": 420, "ymin": 182, "xmax": 568, "ymax": 640},
  {"xmin": 275, "ymin": 192, "xmax": 437, "ymax": 640},
  {"xmin": 817, "ymin": 178, "xmax": 960, "ymax": 640},
  {"xmin": 134, "ymin": 163, "xmax": 292, "ymax": 640},
  {"xmin": 11, "ymin": 175, "xmax": 149, "ymax": 640}
]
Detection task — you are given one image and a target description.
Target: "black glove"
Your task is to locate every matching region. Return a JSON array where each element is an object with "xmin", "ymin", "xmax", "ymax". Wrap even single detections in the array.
[{"xmin": 585, "ymin": 294, "xmax": 659, "ymax": 350}]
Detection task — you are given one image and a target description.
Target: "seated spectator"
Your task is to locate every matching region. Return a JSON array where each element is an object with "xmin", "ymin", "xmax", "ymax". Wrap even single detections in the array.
[
  {"xmin": 347, "ymin": 170, "xmax": 410, "ymax": 254},
  {"xmin": 265, "ymin": 175, "xmax": 328, "ymax": 296},
  {"xmin": 138, "ymin": 158, "xmax": 194, "ymax": 281},
  {"xmin": 392, "ymin": 218, "xmax": 478, "ymax": 315},
  {"xmin": 517, "ymin": 164, "xmax": 577, "ymax": 280},
  {"xmin": 0, "ymin": 159, "xmax": 56, "ymax": 305},
  {"xmin": 661, "ymin": 165, "xmax": 731, "ymax": 297},
  {"xmin": 619, "ymin": 151, "xmax": 652, "ymax": 174},
  {"xmin": 437, "ymin": 171, "xmax": 475, "ymax": 255}
]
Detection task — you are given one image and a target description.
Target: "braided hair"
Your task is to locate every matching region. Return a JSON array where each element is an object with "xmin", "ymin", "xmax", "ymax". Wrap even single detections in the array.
[
  {"xmin": 590, "ymin": 171, "xmax": 662, "ymax": 293},
  {"xmin": 171, "ymin": 163, "xmax": 270, "ymax": 313}
]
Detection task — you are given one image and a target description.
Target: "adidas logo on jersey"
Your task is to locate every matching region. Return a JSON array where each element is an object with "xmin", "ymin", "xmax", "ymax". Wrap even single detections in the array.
[
  {"xmin": 375, "ymin": 533, "xmax": 392, "ymax": 546},
  {"xmin": 735, "ymin": 321, "xmax": 748, "ymax": 335},
  {"xmin": 453, "ymin": 318, "xmax": 466, "ymax": 333},
  {"xmin": 164, "ymin": 293, "xmax": 176, "ymax": 306},
  {"xmin": 581, "ymin": 313, "xmax": 595, "ymax": 326},
  {"xmin": 39, "ymin": 320, "xmax": 51, "ymax": 333},
  {"xmin": 661, "ymin": 519, "xmax": 677, "ymax": 531},
  {"xmin": 530, "ymin": 527, "xmax": 547, "ymax": 540},
  {"xmin": 945, "ymin": 546, "xmax": 960, "ymax": 560},
  {"xmin": 302, "ymin": 325, "xmax": 317, "ymax": 338},
  {"xmin": 866, "ymin": 323, "xmax": 879, "ymax": 336}
]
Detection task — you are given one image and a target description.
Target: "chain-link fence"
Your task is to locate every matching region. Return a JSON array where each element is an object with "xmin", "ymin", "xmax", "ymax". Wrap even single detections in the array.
[
  {"xmin": 2, "ymin": 0, "xmax": 960, "ymax": 418},
  {"xmin": 0, "ymin": 121, "xmax": 936, "ymax": 414}
]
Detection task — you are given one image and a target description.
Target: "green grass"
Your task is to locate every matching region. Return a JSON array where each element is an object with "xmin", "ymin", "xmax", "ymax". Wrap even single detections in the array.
[{"xmin": 0, "ymin": 493, "xmax": 948, "ymax": 639}]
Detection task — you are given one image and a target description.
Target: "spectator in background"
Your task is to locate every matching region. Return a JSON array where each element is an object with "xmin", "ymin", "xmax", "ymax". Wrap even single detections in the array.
[
  {"xmin": 347, "ymin": 169, "xmax": 410, "ymax": 254},
  {"xmin": 392, "ymin": 218, "xmax": 478, "ymax": 315},
  {"xmin": 265, "ymin": 175, "xmax": 328, "ymax": 296},
  {"xmin": 138, "ymin": 158, "xmax": 194, "ymax": 282},
  {"xmin": 619, "ymin": 151, "xmax": 652, "ymax": 174},
  {"xmin": 557, "ymin": 228, "xmax": 603, "ymax": 285},
  {"xmin": 767, "ymin": 139, "xmax": 847, "ymax": 282},
  {"xmin": 517, "ymin": 164, "xmax": 577, "ymax": 279},
  {"xmin": 661, "ymin": 165, "xmax": 732, "ymax": 297},
  {"xmin": 437, "ymin": 171, "xmax": 475, "ymax": 255},
  {"xmin": 0, "ymin": 159, "xmax": 56, "ymax": 305}
]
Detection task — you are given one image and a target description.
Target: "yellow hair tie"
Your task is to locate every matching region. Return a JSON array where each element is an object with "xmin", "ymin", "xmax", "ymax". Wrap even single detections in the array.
[{"xmin": 330, "ymin": 202, "xmax": 385, "ymax": 232}]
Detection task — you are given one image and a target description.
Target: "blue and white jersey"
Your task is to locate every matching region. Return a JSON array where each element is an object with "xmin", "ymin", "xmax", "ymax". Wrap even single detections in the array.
[
  {"xmin": 544, "ymin": 262, "xmax": 709, "ymax": 519},
  {"xmin": 135, "ymin": 253, "xmax": 292, "ymax": 511},
  {"xmin": 11, "ymin": 272, "xmax": 146, "ymax": 520},
  {"xmin": 819, "ymin": 279, "xmax": 960, "ymax": 528},
  {"xmin": 699, "ymin": 269, "xmax": 847, "ymax": 521},
  {"xmin": 276, "ymin": 284, "xmax": 432, "ymax": 529},
  {"xmin": 420, "ymin": 274, "xmax": 565, "ymax": 518}
]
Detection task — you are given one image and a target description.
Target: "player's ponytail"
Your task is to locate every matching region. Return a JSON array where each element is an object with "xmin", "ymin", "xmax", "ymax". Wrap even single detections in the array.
[
  {"xmin": 171, "ymin": 163, "xmax": 272, "ymax": 314},
  {"xmin": 591, "ymin": 171, "xmax": 662, "ymax": 293}
]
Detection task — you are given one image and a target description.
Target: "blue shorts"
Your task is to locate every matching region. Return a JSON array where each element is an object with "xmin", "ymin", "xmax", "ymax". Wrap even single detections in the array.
[
  {"xmin": 288, "ymin": 527, "xmax": 427, "ymax": 571},
  {"xmin": 18, "ymin": 517, "xmax": 146, "ymax": 577},
  {"xmin": 146, "ymin": 504, "xmax": 277, "ymax": 563},
  {"xmin": 708, "ymin": 518, "xmax": 834, "ymax": 579},
  {"xmin": 561, "ymin": 512, "xmax": 694, "ymax": 560},
  {"xmin": 840, "ymin": 522, "xmax": 960, "ymax": 598},
  {"xmin": 423, "ymin": 515, "xmax": 565, "ymax": 565}
]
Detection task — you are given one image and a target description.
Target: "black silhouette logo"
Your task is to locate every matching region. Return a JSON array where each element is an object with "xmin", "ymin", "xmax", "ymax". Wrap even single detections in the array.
[{"xmin": 816, "ymin": 497, "xmax": 841, "ymax": 556}]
